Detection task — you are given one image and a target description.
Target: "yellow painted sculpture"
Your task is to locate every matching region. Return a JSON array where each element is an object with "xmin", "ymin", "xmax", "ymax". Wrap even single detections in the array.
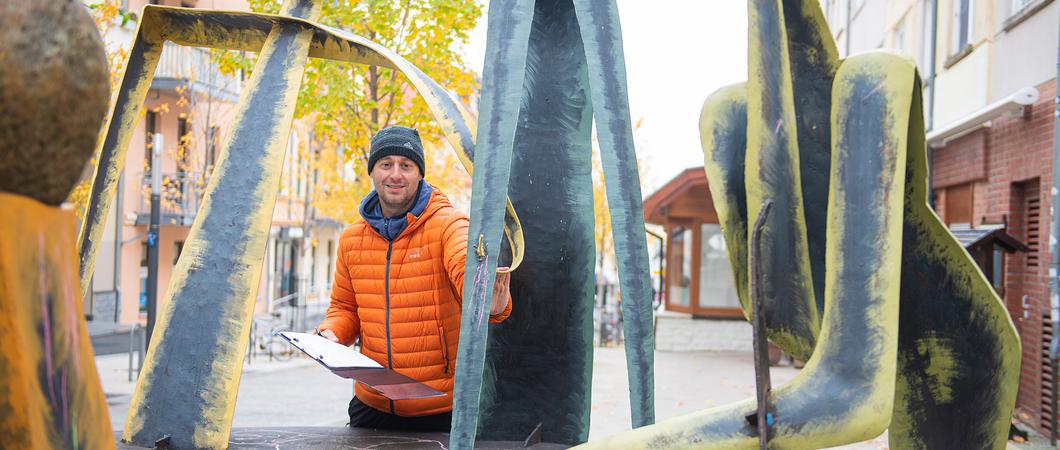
[
  {"xmin": 0, "ymin": 1, "xmax": 1020, "ymax": 448},
  {"xmin": 581, "ymin": 0, "xmax": 1020, "ymax": 448}
]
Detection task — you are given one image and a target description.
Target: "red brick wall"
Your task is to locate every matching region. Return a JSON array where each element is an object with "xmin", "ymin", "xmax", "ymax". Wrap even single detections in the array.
[
  {"xmin": 932, "ymin": 130, "xmax": 987, "ymax": 190},
  {"xmin": 931, "ymin": 78, "xmax": 1057, "ymax": 433}
]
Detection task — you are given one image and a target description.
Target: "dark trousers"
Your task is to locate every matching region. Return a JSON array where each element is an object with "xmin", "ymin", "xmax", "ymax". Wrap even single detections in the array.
[{"xmin": 348, "ymin": 397, "xmax": 452, "ymax": 432}]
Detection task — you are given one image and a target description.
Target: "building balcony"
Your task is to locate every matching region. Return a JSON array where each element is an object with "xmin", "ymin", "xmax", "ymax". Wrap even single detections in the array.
[
  {"xmin": 136, "ymin": 171, "xmax": 205, "ymax": 227},
  {"xmin": 152, "ymin": 41, "xmax": 242, "ymax": 102}
]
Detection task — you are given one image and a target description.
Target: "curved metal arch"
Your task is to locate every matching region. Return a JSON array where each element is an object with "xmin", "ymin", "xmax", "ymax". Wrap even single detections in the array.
[{"xmin": 78, "ymin": 5, "xmax": 524, "ymax": 299}]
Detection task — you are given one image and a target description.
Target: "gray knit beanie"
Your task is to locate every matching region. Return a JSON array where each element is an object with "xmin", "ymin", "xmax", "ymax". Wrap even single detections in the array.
[{"xmin": 367, "ymin": 126, "xmax": 425, "ymax": 175}]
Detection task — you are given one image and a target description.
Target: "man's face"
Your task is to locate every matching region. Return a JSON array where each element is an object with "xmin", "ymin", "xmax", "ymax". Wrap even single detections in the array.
[{"xmin": 370, "ymin": 155, "xmax": 422, "ymax": 215}]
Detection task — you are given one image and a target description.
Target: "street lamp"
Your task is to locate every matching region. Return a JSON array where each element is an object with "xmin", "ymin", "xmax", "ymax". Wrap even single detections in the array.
[{"xmin": 145, "ymin": 133, "xmax": 162, "ymax": 353}]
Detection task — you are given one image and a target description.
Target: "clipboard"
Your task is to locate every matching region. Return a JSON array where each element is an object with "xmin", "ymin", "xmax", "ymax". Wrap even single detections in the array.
[{"xmin": 278, "ymin": 331, "xmax": 445, "ymax": 400}]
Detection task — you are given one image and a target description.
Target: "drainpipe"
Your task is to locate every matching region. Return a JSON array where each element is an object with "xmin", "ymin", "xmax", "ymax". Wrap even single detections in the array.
[
  {"xmin": 926, "ymin": 0, "xmax": 939, "ymax": 207},
  {"xmin": 645, "ymin": 229, "xmax": 665, "ymax": 308},
  {"xmin": 114, "ymin": 173, "xmax": 123, "ymax": 322},
  {"xmin": 1048, "ymin": 1, "xmax": 1060, "ymax": 444},
  {"xmin": 926, "ymin": 0, "xmax": 938, "ymax": 132},
  {"xmin": 845, "ymin": 0, "xmax": 853, "ymax": 56}
]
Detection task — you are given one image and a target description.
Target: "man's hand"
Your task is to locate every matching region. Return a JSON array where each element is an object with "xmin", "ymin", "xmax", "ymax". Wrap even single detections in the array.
[
  {"xmin": 316, "ymin": 328, "xmax": 339, "ymax": 343},
  {"xmin": 490, "ymin": 267, "xmax": 511, "ymax": 315}
]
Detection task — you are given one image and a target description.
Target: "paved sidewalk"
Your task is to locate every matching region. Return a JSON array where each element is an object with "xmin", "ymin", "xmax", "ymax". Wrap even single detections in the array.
[
  {"xmin": 588, "ymin": 347, "xmax": 886, "ymax": 449},
  {"xmin": 99, "ymin": 347, "xmax": 1045, "ymax": 448}
]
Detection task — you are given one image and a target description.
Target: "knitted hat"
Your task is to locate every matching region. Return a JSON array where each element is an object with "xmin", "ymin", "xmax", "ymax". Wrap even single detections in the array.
[{"xmin": 367, "ymin": 126, "xmax": 425, "ymax": 176}]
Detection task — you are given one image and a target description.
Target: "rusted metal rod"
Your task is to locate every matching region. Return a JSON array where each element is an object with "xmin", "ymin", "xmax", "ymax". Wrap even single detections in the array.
[{"xmin": 749, "ymin": 198, "xmax": 774, "ymax": 449}]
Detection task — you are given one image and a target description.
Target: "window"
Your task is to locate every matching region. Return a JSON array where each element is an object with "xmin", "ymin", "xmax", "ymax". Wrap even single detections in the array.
[
  {"xmin": 206, "ymin": 126, "xmax": 219, "ymax": 168},
  {"xmin": 922, "ymin": 0, "xmax": 937, "ymax": 67},
  {"xmin": 174, "ymin": 241, "xmax": 184, "ymax": 265},
  {"xmin": 177, "ymin": 115, "xmax": 190, "ymax": 173},
  {"xmin": 326, "ymin": 240, "xmax": 334, "ymax": 288},
  {"xmin": 943, "ymin": 183, "xmax": 974, "ymax": 226},
  {"xmin": 851, "ymin": 0, "xmax": 866, "ymax": 15},
  {"xmin": 669, "ymin": 228, "xmax": 692, "ymax": 308},
  {"xmin": 310, "ymin": 245, "xmax": 317, "ymax": 289},
  {"xmin": 952, "ymin": 0, "xmax": 973, "ymax": 54},
  {"xmin": 992, "ymin": 248, "xmax": 1004, "ymax": 291},
  {"xmin": 893, "ymin": 16, "xmax": 908, "ymax": 53},
  {"xmin": 698, "ymin": 224, "xmax": 740, "ymax": 309},
  {"xmin": 145, "ymin": 110, "xmax": 157, "ymax": 172},
  {"xmin": 1012, "ymin": 0, "xmax": 1034, "ymax": 13}
]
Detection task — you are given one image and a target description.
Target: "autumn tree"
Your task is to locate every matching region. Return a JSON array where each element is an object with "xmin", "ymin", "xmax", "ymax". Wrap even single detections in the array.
[
  {"xmin": 591, "ymin": 118, "xmax": 650, "ymax": 283},
  {"xmin": 236, "ymin": 0, "xmax": 483, "ymax": 224},
  {"xmin": 69, "ymin": 1, "xmax": 135, "ymax": 224}
]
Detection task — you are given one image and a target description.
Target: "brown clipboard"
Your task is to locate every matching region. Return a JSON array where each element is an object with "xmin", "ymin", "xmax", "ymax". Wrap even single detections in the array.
[{"xmin": 278, "ymin": 331, "xmax": 446, "ymax": 401}]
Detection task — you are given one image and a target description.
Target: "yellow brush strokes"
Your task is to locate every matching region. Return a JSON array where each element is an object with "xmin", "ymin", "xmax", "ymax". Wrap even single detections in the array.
[
  {"xmin": 887, "ymin": 58, "xmax": 1020, "ymax": 449},
  {"xmin": 745, "ymin": 0, "xmax": 819, "ymax": 360},
  {"xmin": 0, "ymin": 193, "xmax": 114, "ymax": 450},
  {"xmin": 700, "ymin": 82, "xmax": 751, "ymax": 319},
  {"xmin": 579, "ymin": 51, "xmax": 915, "ymax": 450},
  {"xmin": 80, "ymin": 4, "xmax": 524, "ymax": 293},
  {"xmin": 77, "ymin": 11, "xmax": 164, "ymax": 299},
  {"xmin": 123, "ymin": 2, "xmax": 321, "ymax": 446}
]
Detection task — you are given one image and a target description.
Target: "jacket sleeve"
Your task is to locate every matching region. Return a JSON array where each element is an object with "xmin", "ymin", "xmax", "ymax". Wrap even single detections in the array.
[
  {"xmin": 442, "ymin": 213, "xmax": 512, "ymax": 324},
  {"xmin": 318, "ymin": 231, "xmax": 360, "ymax": 345}
]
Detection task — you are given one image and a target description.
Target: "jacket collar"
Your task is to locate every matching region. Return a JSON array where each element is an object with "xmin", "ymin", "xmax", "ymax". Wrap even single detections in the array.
[{"xmin": 359, "ymin": 180, "xmax": 433, "ymax": 241}]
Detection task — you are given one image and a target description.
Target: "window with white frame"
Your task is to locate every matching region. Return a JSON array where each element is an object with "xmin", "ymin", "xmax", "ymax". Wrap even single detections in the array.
[
  {"xmin": 921, "ymin": 0, "xmax": 936, "ymax": 71},
  {"xmin": 697, "ymin": 224, "xmax": 740, "ymax": 310},
  {"xmin": 952, "ymin": 0, "xmax": 974, "ymax": 54},
  {"xmin": 893, "ymin": 16, "xmax": 908, "ymax": 53},
  {"xmin": 1012, "ymin": 0, "xmax": 1034, "ymax": 14}
]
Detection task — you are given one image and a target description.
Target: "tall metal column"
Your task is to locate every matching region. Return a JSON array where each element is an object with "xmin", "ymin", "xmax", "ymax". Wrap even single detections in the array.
[
  {"xmin": 145, "ymin": 133, "xmax": 163, "ymax": 352},
  {"xmin": 1048, "ymin": 2, "xmax": 1060, "ymax": 444}
]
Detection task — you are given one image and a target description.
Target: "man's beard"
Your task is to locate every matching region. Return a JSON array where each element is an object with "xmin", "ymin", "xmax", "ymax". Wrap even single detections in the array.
[{"xmin": 380, "ymin": 192, "xmax": 415, "ymax": 216}]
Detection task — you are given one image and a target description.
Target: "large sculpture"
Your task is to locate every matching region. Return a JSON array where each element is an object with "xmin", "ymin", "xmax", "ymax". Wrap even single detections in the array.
[
  {"xmin": 0, "ymin": 0, "xmax": 1020, "ymax": 448},
  {"xmin": 73, "ymin": 0, "xmax": 650, "ymax": 448},
  {"xmin": 583, "ymin": 0, "xmax": 1020, "ymax": 448},
  {"xmin": 74, "ymin": 2, "xmax": 531, "ymax": 448},
  {"xmin": 452, "ymin": 0, "xmax": 655, "ymax": 447},
  {"xmin": 0, "ymin": 1, "xmax": 114, "ymax": 449}
]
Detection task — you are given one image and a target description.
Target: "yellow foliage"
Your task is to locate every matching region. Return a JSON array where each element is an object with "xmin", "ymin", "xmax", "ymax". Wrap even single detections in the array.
[
  {"xmin": 67, "ymin": 1, "xmax": 134, "ymax": 225},
  {"xmin": 246, "ymin": 0, "xmax": 482, "ymax": 225}
]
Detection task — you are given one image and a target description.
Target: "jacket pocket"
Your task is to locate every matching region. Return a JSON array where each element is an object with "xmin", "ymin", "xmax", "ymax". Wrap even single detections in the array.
[{"xmin": 437, "ymin": 324, "xmax": 451, "ymax": 375}]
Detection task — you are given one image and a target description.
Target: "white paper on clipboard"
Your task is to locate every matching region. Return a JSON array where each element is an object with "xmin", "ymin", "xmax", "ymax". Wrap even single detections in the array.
[{"xmin": 278, "ymin": 331, "xmax": 383, "ymax": 369}]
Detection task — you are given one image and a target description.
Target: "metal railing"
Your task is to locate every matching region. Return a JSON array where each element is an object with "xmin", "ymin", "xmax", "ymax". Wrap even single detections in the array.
[
  {"xmin": 246, "ymin": 291, "xmax": 332, "ymax": 365},
  {"xmin": 155, "ymin": 41, "xmax": 242, "ymax": 101},
  {"xmin": 137, "ymin": 171, "xmax": 204, "ymax": 226},
  {"xmin": 128, "ymin": 323, "xmax": 144, "ymax": 381},
  {"xmin": 594, "ymin": 282, "xmax": 624, "ymax": 347}
]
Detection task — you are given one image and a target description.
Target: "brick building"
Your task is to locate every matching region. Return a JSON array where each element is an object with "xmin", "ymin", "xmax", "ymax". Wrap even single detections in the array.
[
  {"xmin": 930, "ymin": 78, "xmax": 1058, "ymax": 431},
  {"xmin": 822, "ymin": 0, "xmax": 1059, "ymax": 435}
]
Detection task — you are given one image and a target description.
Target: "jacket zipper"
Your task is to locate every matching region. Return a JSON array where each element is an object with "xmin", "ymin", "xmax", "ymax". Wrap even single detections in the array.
[
  {"xmin": 439, "ymin": 325, "xmax": 451, "ymax": 375},
  {"xmin": 384, "ymin": 218, "xmax": 396, "ymax": 414}
]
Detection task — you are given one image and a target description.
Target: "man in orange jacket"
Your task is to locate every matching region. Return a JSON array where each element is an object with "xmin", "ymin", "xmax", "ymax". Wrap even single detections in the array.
[{"xmin": 315, "ymin": 125, "xmax": 512, "ymax": 432}]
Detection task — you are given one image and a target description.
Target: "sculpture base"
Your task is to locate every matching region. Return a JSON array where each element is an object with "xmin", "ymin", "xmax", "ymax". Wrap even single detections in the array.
[{"xmin": 115, "ymin": 427, "xmax": 569, "ymax": 449}]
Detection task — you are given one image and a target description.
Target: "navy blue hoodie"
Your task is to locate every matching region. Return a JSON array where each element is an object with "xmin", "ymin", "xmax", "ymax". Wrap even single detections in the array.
[{"xmin": 358, "ymin": 180, "xmax": 433, "ymax": 241}]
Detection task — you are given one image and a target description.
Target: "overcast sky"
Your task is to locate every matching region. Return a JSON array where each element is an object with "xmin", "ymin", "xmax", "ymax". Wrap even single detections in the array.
[{"xmin": 462, "ymin": 1, "xmax": 748, "ymax": 192}]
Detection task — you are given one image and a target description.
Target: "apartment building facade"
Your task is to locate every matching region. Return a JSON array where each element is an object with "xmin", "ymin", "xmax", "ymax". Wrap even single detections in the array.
[
  {"xmin": 821, "ymin": 0, "xmax": 1059, "ymax": 435},
  {"xmin": 87, "ymin": 0, "xmax": 342, "ymax": 335}
]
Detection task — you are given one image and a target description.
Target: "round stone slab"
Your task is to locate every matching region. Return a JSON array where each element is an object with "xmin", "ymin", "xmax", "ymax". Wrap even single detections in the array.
[
  {"xmin": 115, "ymin": 427, "xmax": 570, "ymax": 449},
  {"xmin": 0, "ymin": 0, "xmax": 110, "ymax": 205}
]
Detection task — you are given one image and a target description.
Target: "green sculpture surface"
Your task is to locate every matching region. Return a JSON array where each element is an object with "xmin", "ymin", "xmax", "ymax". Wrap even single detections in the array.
[{"xmin": 581, "ymin": 1, "xmax": 1020, "ymax": 448}]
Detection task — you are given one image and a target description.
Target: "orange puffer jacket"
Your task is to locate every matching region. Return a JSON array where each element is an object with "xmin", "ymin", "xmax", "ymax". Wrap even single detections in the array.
[{"xmin": 319, "ymin": 186, "xmax": 511, "ymax": 417}]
